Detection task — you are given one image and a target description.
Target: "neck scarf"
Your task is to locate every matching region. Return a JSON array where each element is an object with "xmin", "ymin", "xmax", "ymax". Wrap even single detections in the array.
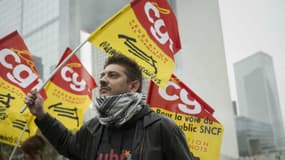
[{"xmin": 94, "ymin": 92, "xmax": 145, "ymax": 127}]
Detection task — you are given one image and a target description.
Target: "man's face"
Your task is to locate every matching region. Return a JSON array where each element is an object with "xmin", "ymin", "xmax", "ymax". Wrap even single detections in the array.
[{"xmin": 99, "ymin": 64, "xmax": 135, "ymax": 96}]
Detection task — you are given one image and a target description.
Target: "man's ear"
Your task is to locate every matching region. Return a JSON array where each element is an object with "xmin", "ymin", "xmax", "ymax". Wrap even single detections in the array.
[{"xmin": 129, "ymin": 80, "xmax": 140, "ymax": 92}]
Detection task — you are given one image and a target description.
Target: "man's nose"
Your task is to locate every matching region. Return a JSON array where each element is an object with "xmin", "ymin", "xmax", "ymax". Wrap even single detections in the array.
[{"xmin": 99, "ymin": 76, "xmax": 108, "ymax": 86}]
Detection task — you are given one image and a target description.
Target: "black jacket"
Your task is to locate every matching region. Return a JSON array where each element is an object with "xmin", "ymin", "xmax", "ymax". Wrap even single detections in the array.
[{"xmin": 36, "ymin": 106, "xmax": 197, "ymax": 160}]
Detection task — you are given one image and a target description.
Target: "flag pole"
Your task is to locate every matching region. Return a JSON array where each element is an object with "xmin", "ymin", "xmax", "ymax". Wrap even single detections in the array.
[
  {"xmin": 20, "ymin": 39, "xmax": 88, "ymax": 113},
  {"xmin": 10, "ymin": 39, "xmax": 88, "ymax": 159},
  {"xmin": 8, "ymin": 123, "xmax": 27, "ymax": 160}
]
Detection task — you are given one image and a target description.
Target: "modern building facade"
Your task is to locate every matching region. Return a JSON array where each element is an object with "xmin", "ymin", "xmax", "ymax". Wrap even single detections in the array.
[
  {"xmin": 0, "ymin": 0, "xmax": 80, "ymax": 81},
  {"xmin": 175, "ymin": 1, "xmax": 239, "ymax": 159},
  {"xmin": 236, "ymin": 116, "xmax": 276, "ymax": 156},
  {"xmin": 234, "ymin": 52, "xmax": 285, "ymax": 151}
]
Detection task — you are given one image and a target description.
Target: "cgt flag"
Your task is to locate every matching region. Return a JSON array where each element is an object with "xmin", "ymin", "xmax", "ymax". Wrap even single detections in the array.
[
  {"xmin": 43, "ymin": 48, "xmax": 96, "ymax": 132},
  {"xmin": 0, "ymin": 31, "xmax": 42, "ymax": 146},
  {"xmin": 87, "ymin": 0, "xmax": 181, "ymax": 87},
  {"xmin": 147, "ymin": 74, "xmax": 224, "ymax": 160},
  {"xmin": 147, "ymin": 74, "xmax": 216, "ymax": 119}
]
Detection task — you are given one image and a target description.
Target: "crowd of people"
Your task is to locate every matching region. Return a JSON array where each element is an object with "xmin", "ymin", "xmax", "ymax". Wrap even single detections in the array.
[{"xmin": 0, "ymin": 135, "xmax": 46, "ymax": 160}]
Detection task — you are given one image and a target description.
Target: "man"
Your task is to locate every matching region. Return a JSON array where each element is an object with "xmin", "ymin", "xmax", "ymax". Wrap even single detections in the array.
[
  {"xmin": 21, "ymin": 135, "xmax": 46, "ymax": 160},
  {"xmin": 25, "ymin": 54, "xmax": 196, "ymax": 160}
]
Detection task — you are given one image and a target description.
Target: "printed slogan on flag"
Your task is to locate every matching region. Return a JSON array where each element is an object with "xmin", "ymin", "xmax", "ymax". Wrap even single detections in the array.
[
  {"xmin": 0, "ymin": 31, "xmax": 42, "ymax": 146},
  {"xmin": 147, "ymin": 74, "xmax": 224, "ymax": 160},
  {"xmin": 87, "ymin": 0, "xmax": 181, "ymax": 87},
  {"xmin": 43, "ymin": 48, "xmax": 96, "ymax": 132}
]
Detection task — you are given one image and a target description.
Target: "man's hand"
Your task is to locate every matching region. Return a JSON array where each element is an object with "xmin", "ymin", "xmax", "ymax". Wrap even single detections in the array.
[{"xmin": 24, "ymin": 89, "xmax": 46, "ymax": 119}]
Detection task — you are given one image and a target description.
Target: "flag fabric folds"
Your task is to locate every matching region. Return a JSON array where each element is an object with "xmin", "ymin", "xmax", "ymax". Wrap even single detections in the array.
[
  {"xmin": 87, "ymin": 0, "xmax": 181, "ymax": 87},
  {"xmin": 147, "ymin": 74, "xmax": 224, "ymax": 160},
  {"xmin": 43, "ymin": 48, "xmax": 96, "ymax": 132},
  {"xmin": 0, "ymin": 31, "xmax": 41, "ymax": 146}
]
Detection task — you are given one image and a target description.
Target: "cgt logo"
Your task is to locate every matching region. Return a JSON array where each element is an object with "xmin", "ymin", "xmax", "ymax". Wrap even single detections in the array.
[
  {"xmin": 158, "ymin": 81, "xmax": 202, "ymax": 115},
  {"xmin": 144, "ymin": 1, "xmax": 174, "ymax": 52},
  {"xmin": 0, "ymin": 49, "xmax": 41, "ymax": 89},
  {"xmin": 61, "ymin": 65, "xmax": 86, "ymax": 92}
]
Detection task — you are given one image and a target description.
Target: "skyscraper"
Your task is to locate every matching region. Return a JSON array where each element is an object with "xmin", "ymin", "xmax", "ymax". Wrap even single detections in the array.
[
  {"xmin": 234, "ymin": 51, "xmax": 285, "ymax": 150},
  {"xmin": 0, "ymin": 0, "xmax": 80, "ymax": 81}
]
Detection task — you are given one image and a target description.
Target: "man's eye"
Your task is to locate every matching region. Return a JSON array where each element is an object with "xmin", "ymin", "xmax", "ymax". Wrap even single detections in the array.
[{"xmin": 109, "ymin": 73, "xmax": 119, "ymax": 78}]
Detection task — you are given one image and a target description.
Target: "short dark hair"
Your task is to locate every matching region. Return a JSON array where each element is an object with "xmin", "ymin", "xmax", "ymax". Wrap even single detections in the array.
[
  {"xmin": 22, "ymin": 135, "xmax": 46, "ymax": 156},
  {"xmin": 104, "ymin": 54, "xmax": 143, "ymax": 92}
]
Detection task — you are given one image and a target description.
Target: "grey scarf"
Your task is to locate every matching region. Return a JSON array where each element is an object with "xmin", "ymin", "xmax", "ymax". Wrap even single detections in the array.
[{"xmin": 94, "ymin": 92, "xmax": 145, "ymax": 127}]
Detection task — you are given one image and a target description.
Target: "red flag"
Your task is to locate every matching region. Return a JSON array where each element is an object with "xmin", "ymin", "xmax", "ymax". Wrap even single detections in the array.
[
  {"xmin": 131, "ymin": 0, "xmax": 181, "ymax": 57},
  {"xmin": 87, "ymin": 0, "xmax": 181, "ymax": 87},
  {"xmin": 147, "ymin": 74, "xmax": 224, "ymax": 160},
  {"xmin": 52, "ymin": 48, "xmax": 96, "ymax": 98},
  {"xmin": 43, "ymin": 48, "xmax": 97, "ymax": 131},
  {"xmin": 147, "ymin": 74, "xmax": 217, "ymax": 122},
  {"xmin": 0, "ymin": 31, "xmax": 43, "ymax": 145},
  {"xmin": 0, "ymin": 31, "xmax": 42, "ymax": 94}
]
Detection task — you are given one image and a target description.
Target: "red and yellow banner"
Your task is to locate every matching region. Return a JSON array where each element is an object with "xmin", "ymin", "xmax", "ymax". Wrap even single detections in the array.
[
  {"xmin": 87, "ymin": 0, "xmax": 181, "ymax": 87},
  {"xmin": 44, "ymin": 48, "xmax": 96, "ymax": 132},
  {"xmin": 0, "ymin": 31, "xmax": 41, "ymax": 146},
  {"xmin": 147, "ymin": 74, "xmax": 224, "ymax": 160}
]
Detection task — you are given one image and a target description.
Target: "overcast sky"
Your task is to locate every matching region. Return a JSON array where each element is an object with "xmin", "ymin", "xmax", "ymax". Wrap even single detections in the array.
[{"xmin": 218, "ymin": 0, "xmax": 285, "ymax": 121}]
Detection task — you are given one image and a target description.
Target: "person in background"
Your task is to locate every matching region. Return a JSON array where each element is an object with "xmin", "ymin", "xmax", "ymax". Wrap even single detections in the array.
[
  {"xmin": 0, "ymin": 151, "xmax": 5, "ymax": 160},
  {"xmin": 25, "ymin": 54, "xmax": 197, "ymax": 160},
  {"xmin": 21, "ymin": 135, "xmax": 46, "ymax": 160}
]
